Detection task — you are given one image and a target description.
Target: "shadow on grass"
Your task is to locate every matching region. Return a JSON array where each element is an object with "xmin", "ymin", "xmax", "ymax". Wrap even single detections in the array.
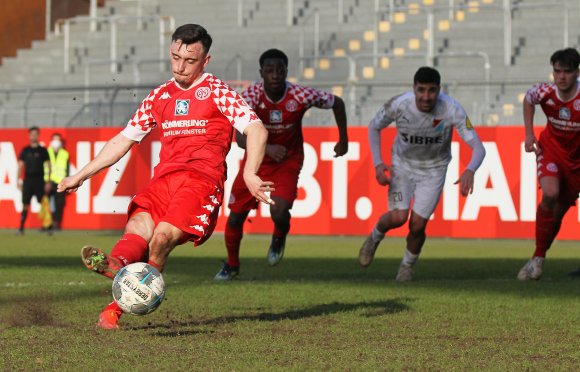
[{"xmin": 133, "ymin": 298, "xmax": 410, "ymax": 336}]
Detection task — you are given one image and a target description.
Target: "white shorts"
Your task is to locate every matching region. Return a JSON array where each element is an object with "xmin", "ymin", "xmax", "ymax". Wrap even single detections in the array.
[{"xmin": 388, "ymin": 165, "xmax": 447, "ymax": 219}]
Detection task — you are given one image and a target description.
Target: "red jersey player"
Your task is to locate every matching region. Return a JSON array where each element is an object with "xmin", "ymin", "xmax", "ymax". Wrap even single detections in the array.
[
  {"xmin": 517, "ymin": 48, "xmax": 580, "ymax": 280},
  {"xmin": 58, "ymin": 24, "xmax": 273, "ymax": 328},
  {"xmin": 214, "ymin": 49, "xmax": 348, "ymax": 280}
]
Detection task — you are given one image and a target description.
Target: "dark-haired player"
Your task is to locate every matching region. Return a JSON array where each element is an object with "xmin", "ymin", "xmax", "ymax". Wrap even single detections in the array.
[
  {"xmin": 58, "ymin": 24, "xmax": 273, "ymax": 328},
  {"xmin": 358, "ymin": 67, "xmax": 486, "ymax": 282},
  {"xmin": 214, "ymin": 48, "xmax": 349, "ymax": 280},
  {"xmin": 517, "ymin": 48, "xmax": 580, "ymax": 280}
]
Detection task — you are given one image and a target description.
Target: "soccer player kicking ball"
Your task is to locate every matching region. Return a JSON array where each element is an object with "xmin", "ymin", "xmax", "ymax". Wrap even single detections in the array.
[
  {"xmin": 358, "ymin": 67, "xmax": 486, "ymax": 282},
  {"xmin": 57, "ymin": 24, "xmax": 273, "ymax": 329},
  {"xmin": 517, "ymin": 48, "xmax": 580, "ymax": 281},
  {"xmin": 214, "ymin": 49, "xmax": 348, "ymax": 280}
]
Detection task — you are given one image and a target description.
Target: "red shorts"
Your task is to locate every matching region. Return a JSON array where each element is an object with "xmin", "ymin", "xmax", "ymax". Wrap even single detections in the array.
[
  {"xmin": 228, "ymin": 158, "xmax": 302, "ymax": 213},
  {"xmin": 127, "ymin": 171, "xmax": 223, "ymax": 246},
  {"xmin": 537, "ymin": 143, "xmax": 580, "ymax": 207}
]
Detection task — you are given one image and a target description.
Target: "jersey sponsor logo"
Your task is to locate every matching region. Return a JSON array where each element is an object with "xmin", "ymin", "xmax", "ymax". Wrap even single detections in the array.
[
  {"xmin": 175, "ymin": 99, "xmax": 190, "ymax": 116},
  {"xmin": 161, "ymin": 119, "xmax": 208, "ymax": 129},
  {"xmin": 546, "ymin": 162, "xmax": 558, "ymax": 173},
  {"xmin": 270, "ymin": 110, "xmax": 283, "ymax": 123},
  {"xmin": 159, "ymin": 91, "xmax": 171, "ymax": 100},
  {"xmin": 574, "ymin": 100, "xmax": 580, "ymax": 111},
  {"xmin": 285, "ymin": 99, "xmax": 299, "ymax": 112},
  {"xmin": 400, "ymin": 133, "xmax": 443, "ymax": 145},
  {"xmin": 195, "ymin": 87, "xmax": 211, "ymax": 101},
  {"xmin": 559, "ymin": 107, "xmax": 571, "ymax": 120},
  {"xmin": 465, "ymin": 117, "xmax": 473, "ymax": 130}
]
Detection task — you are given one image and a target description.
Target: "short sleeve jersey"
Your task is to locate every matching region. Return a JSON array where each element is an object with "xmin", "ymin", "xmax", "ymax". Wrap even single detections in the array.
[
  {"xmin": 121, "ymin": 73, "xmax": 260, "ymax": 185},
  {"xmin": 19, "ymin": 145, "xmax": 49, "ymax": 178},
  {"xmin": 242, "ymin": 81, "xmax": 334, "ymax": 164},
  {"xmin": 370, "ymin": 91, "xmax": 477, "ymax": 170},
  {"xmin": 525, "ymin": 82, "xmax": 580, "ymax": 163}
]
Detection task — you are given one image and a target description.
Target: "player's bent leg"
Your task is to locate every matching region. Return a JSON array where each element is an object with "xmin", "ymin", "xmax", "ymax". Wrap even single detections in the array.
[
  {"xmin": 267, "ymin": 198, "xmax": 292, "ymax": 266},
  {"xmin": 359, "ymin": 210, "xmax": 408, "ymax": 268},
  {"xmin": 396, "ymin": 212, "xmax": 428, "ymax": 282},
  {"xmin": 148, "ymin": 222, "xmax": 184, "ymax": 272}
]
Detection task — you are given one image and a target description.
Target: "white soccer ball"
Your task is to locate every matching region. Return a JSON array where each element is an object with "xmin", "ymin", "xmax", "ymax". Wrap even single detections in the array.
[{"xmin": 112, "ymin": 262, "xmax": 166, "ymax": 316}]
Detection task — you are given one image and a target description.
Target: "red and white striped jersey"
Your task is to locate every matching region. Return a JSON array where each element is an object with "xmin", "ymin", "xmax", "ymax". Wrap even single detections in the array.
[
  {"xmin": 121, "ymin": 73, "xmax": 260, "ymax": 185},
  {"xmin": 242, "ymin": 81, "xmax": 334, "ymax": 164},
  {"xmin": 526, "ymin": 82, "xmax": 580, "ymax": 162}
]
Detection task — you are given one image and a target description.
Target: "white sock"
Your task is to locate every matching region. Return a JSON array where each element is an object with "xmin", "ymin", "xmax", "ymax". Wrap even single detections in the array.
[
  {"xmin": 401, "ymin": 249, "xmax": 419, "ymax": 267},
  {"xmin": 370, "ymin": 226, "xmax": 385, "ymax": 243}
]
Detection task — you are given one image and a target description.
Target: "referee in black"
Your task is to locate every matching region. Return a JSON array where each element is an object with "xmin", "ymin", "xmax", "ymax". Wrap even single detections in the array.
[{"xmin": 17, "ymin": 126, "xmax": 51, "ymax": 235}]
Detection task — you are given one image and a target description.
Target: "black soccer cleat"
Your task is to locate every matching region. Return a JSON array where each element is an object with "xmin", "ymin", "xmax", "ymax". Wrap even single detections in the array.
[
  {"xmin": 214, "ymin": 261, "xmax": 240, "ymax": 281},
  {"xmin": 267, "ymin": 236, "xmax": 286, "ymax": 266}
]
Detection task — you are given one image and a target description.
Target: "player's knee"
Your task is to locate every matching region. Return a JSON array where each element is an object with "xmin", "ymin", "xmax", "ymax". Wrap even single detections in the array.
[
  {"xmin": 270, "ymin": 204, "xmax": 290, "ymax": 224},
  {"xmin": 541, "ymin": 189, "xmax": 559, "ymax": 207},
  {"xmin": 150, "ymin": 231, "xmax": 171, "ymax": 250},
  {"xmin": 125, "ymin": 216, "xmax": 154, "ymax": 240},
  {"xmin": 388, "ymin": 211, "xmax": 408, "ymax": 228},
  {"xmin": 408, "ymin": 222, "xmax": 427, "ymax": 236},
  {"xmin": 227, "ymin": 212, "xmax": 247, "ymax": 228}
]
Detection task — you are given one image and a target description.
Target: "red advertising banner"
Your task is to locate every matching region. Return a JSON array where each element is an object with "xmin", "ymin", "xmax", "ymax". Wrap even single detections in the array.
[{"xmin": 0, "ymin": 127, "xmax": 578, "ymax": 239}]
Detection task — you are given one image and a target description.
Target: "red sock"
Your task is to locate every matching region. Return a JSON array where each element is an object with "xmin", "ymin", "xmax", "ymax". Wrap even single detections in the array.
[
  {"xmin": 147, "ymin": 259, "xmax": 163, "ymax": 272},
  {"xmin": 110, "ymin": 233, "xmax": 149, "ymax": 266},
  {"xmin": 225, "ymin": 224, "xmax": 243, "ymax": 267},
  {"xmin": 534, "ymin": 205, "xmax": 556, "ymax": 258},
  {"xmin": 103, "ymin": 301, "xmax": 123, "ymax": 317}
]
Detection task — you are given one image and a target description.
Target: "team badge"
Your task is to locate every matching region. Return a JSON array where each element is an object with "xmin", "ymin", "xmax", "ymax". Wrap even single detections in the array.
[
  {"xmin": 574, "ymin": 100, "xmax": 580, "ymax": 111},
  {"xmin": 432, "ymin": 119, "xmax": 442, "ymax": 128},
  {"xmin": 285, "ymin": 99, "xmax": 298, "ymax": 112},
  {"xmin": 175, "ymin": 99, "xmax": 189, "ymax": 116},
  {"xmin": 547, "ymin": 162, "xmax": 558, "ymax": 173},
  {"xmin": 558, "ymin": 107, "xmax": 571, "ymax": 120},
  {"xmin": 270, "ymin": 110, "xmax": 283, "ymax": 123},
  {"xmin": 195, "ymin": 87, "xmax": 211, "ymax": 101}
]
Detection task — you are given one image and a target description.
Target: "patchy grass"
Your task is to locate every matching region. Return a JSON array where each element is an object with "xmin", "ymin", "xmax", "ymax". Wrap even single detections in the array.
[{"xmin": 0, "ymin": 230, "xmax": 579, "ymax": 370}]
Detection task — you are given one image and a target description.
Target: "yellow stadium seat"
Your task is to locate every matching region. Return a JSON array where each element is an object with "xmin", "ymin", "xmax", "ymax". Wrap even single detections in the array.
[
  {"xmin": 455, "ymin": 10, "xmax": 465, "ymax": 21},
  {"xmin": 362, "ymin": 66, "xmax": 375, "ymax": 79},
  {"xmin": 409, "ymin": 38, "xmax": 421, "ymax": 50},
  {"xmin": 423, "ymin": 29, "xmax": 430, "ymax": 40},
  {"xmin": 334, "ymin": 48, "xmax": 346, "ymax": 57},
  {"xmin": 379, "ymin": 21, "xmax": 391, "ymax": 33},
  {"xmin": 364, "ymin": 31, "xmax": 375, "ymax": 42},
  {"xmin": 318, "ymin": 59, "xmax": 331, "ymax": 70},
  {"xmin": 423, "ymin": 0, "xmax": 434, "ymax": 5},
  {"xmin": 438, "ymin": 20, "xmax": 450, "ymax": 31},
  {"xmin": 502, "ymin": 103, "xmax": 514, "ymax": 116},
  {"xmin": 303, "ymin": 67, "xmax": 315, "ymax": 80},
  {"xmin": 380, "ymin": 57, "xmax": 390, "ymax": 69},
  {"xmin": 349, "ymin": 40, "xmax": 361, "ymax": 51},
  {"xmin": 394, "ymin": 12, "xmax": 406, "ymax": 24},
  {"xmin": 408, "ymin": 3, "xmax": 420, "ymax": 15},
  {"xmin": 394, "ymin": 47, "xmax": 405, "ymax": 57},
  {"xmin": 468, "ymin": 1, "xmax": 480, "ymax": 13},
  {"xmin": 332, "ymin": 86, "xmax": 344, "ymax": 96},
  {"xmin": 518, "ymin": 93, "xmax": 526, "ymax": 103}
]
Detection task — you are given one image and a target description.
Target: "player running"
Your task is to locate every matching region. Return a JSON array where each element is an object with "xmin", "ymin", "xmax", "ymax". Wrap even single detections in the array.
[
  {"xmin": 358, "ymin": 67, "xmax": 486, "ymax": 282},
  {"xmin": 214, "ymin": 49, "xmax": 348, "ymax": 280},
  {"xmin": 517, "ymin": 48, "xmax": 580, "ymax": 280},
  {"xmin": 58, "ymin": 24, "xmax": 273, "ymax": 329}
]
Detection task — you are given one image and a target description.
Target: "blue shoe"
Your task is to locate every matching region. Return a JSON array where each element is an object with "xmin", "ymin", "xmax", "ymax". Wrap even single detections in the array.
[
  {"xmin": 214, "ymin": 261, "xmax": 239, "ymax": 281},
  {"xmin": 267, "ymin": 236, "xmax": 286, "ymax": 266}
]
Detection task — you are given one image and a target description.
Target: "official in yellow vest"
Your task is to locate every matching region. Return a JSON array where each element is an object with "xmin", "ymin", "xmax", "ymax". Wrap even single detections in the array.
[{"xmin": 45, "ymin": 133, "xmax": 69, "ymax": 230}]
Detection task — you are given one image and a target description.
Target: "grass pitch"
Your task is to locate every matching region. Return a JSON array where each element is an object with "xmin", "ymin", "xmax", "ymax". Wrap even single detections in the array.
[{"xmin": 0, "ymin": 230, "xmax": 579, "ymax": 370}]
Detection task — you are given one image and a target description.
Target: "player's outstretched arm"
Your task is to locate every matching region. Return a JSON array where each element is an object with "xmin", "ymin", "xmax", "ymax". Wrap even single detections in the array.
[
  {"xmin": 331, "ymin": 96, "xmax": 349, "ymax": 157},
  {"xmin": 57, "ymin": 133, "xmax": 135, "ymax": 193},
  {"xmin": 523, "ymin": 99, "xmax": 539, "ymax": 154},
  {"xmin": 243, "ymin": 121, "xmax": 275, "ymax": 205},
  {"xmin": 454, "ymin": 136, "xmax": 486, "ymax": 196}
]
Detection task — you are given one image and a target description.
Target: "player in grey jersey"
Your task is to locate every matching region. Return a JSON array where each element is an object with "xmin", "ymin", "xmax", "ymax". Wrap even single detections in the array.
[{"xmin": 358, "ymin": 67, "xmax": 486, "ymax": 281}]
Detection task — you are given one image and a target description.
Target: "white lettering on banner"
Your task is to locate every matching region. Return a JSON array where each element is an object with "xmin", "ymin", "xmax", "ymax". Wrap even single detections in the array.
[
  {"xmin": 442, "ymin": 142, "xmax": 460, "ymax": 220},
  {"xmin": 320, "ymin": 141, "xmax": 360, "ymax": 218},
  {"xmin": 151, "ymin": 141, "xmax": 161, "ymax": 177},
  {"xmin": 461, "ymin": 142, "xmax": 518, "ymax": 221},
  {"xmin": 92, "ymin": 142, "xmax": 131, "ymax": 214},
  {"xmin": 75, "ymin": 142, "xmax": 91, "ymax": 213},
  {"xmin": 291, "ymin": 143, "xmax": 321, "ymax": 217},
  {"xmin": 520, "ymin": 143, "xmax": 538, "ymax": 221},
  {"xmin": 224, "ymin": 144, "xmax": 256, "ymax": 218},
  {"xmin": 0, "ymin": 142, "xmax": 40, "ymax": 212}
]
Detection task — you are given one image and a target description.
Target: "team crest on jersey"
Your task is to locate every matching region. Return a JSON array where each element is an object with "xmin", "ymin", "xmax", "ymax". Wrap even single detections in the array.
[
  {"xmin": 574, "ymin": 100, "xmax": 580, "ymax": 111},
  {"xmin": 547, "ymin": 162, "xmax": 558, "ymax": 173},
  {"xmin": 559, "ymin": 107, "xmax": 571, "ymax": 120},
  {"xmin": 195, "ymin": 87, "xmax": 211, "ymax": 101},
  {"xmin": 432, "ymin": 119, "xmax": 445, "ymax": 132},
  {"xmin": 285, "ymin": 99, "xmax": 298, "ymax": 112},
  {"xmin": 270, "ymin": 110, "xmax": 283, "ymax": 123},
  {"xmin": 175, "ymin": 99, "xmax": 189, "ymax": 116}
]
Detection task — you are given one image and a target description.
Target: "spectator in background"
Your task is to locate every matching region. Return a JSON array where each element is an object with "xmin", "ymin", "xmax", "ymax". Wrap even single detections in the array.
[
  {"xmin": 17, "ymin": 126, "xmax": 51, "ymax": 235},
  {"xmin": 45, "ymin": 133, "xmax": 69, "ymax": 231}
]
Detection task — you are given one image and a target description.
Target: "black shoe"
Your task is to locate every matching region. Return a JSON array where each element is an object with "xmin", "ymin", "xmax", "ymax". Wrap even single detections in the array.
[
  {"xmin": 214, "ymin": 261, "xmax": 240, "ymax": 281},
  {"xmin": 16, "ymin": 228, "xmax": 24, "ymax": 236},
  {"xmin": 568, "ymin": 268, "xmax": 580, "ymax": 277},
  {"xmin": 267, "ymin": 236, "xmax": 286, "ymax": 266}
]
